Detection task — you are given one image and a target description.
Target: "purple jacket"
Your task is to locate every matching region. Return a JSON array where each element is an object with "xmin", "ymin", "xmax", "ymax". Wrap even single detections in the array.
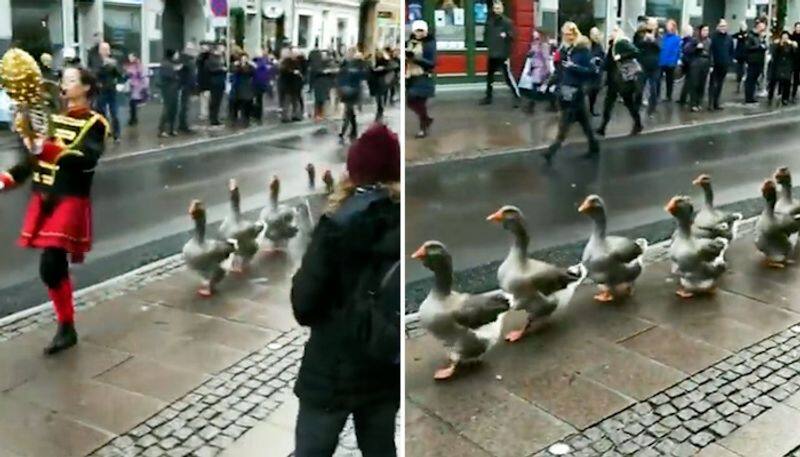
[
  {"xmin": 253, "ymin": 57, "xmax": 278, "ymax": 90},
  {"xmin": 526, "ymin": 41, "xmax": 552, "ymax": 84},
  {"xmin": 125, "ymin": 62, "xmax": 149, "ymax": 101}
]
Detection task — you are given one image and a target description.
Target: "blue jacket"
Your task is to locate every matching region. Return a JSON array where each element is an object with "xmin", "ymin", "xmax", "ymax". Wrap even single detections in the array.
[
  {"xmin": 559, "ymin": 41, "xmax": 594, "ymax": 88},
  {"xmin": 659, "ymin": 32, "xmax": 681, "ymax": 67}
]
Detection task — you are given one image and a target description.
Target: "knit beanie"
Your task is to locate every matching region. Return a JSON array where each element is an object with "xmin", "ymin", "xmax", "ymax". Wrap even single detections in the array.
[{"xmin": 346, "ymin": 123, "xmax": 401, "ymax": 185}]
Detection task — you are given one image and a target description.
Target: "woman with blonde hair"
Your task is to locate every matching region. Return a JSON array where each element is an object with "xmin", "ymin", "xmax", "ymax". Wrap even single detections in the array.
[
  {"xmin": 587, "ymin": 27, "xmax": 605, "ymax": 116},
  {"xmin": 543, "ymin": 22, "xmax": 599, "ymax": 163},
  {"xmin": 292, "ymin": 123, "xmax": 400, "ymax": 457}
]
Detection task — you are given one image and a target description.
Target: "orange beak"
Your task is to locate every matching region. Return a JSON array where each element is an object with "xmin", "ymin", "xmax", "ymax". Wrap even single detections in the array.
[
  {"xmin": 411, "ymin": 245, "xmax": 427, "ymax": 260},
  {"xmin": 486, "ymin": 209, "xmax": 504, "ymax": 223},
  {"xmin": 665, "ymin": 198, "xmax": 678, "ymax": 214},
  {"xmin": 578, "ymin": 199, "xmax": 592, "ymax": 213},
  {"xmin": 691, "ymin": 176, "xmax": 704, "ymax": 186}
]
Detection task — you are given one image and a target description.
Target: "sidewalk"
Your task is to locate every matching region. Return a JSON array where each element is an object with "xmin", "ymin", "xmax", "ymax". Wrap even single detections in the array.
[
  {"xmin": 405, "ymin": 76, "xmax": 793, "ymax": 165},
  {"xmin": 406, "ymin": 219, "xmax": 800, "ymax": 457},
  {"xmin": 0, "ymin": 192, "xmax": 374, "ymax": 457}
]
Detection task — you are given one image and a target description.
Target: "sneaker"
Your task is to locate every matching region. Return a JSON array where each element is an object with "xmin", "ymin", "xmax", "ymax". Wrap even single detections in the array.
[
  {"xmin": 415, "ymin": 130, "xmax": 428, "ymax": 139},
  {"xmin": 158, "ymin": 132, "xmax": 169, "ymax": 138},
  {"xmin": 691, "ymin": 106, "xmax": 700, "ymax": 112}
]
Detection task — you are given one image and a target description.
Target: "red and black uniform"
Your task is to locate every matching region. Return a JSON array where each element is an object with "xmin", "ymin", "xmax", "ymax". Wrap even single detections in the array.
[{"xmin": 1, "ymin": 106, "xmax": 108, "ymax": 325}]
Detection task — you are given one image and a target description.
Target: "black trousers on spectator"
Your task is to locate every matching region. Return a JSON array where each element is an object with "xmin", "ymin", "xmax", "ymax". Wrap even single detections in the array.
[
  {"xmin": 661, "ymin": 66, "xmax": 676, "ymax": 100},
  {"xmin": 736, "ymin": 61, "xmax": 746, "ymax": 89},
  {"xmin": 688, "ymin": 59, "xmax": 710, "ymax": 108},
  {"xmin": 548, "ymin": 91, "xmax": 598, "ymax": 157},
  {"xmin": 340, "ymin": 101, "xmax": 358, "ymax": 139},
  {"xmin": 708, "ymin": 64, "xmax": 729, "ymax": 109},
  {"xmin": 178, "ymin": 88, "xmax": 192, "ymax": 130},
  {"xmin": 407, "ymin": 97, "xmax": 431, "ymax": 132},
  {"xmin": 233, "ymin": 99, "xmax": 252, "ymax": 126},
  {"xmin": 128, "ymin": 99, "xmax": 139, "ymax": 125},
  {"xmin": 768, "ymin": 77, "xmax": 791, "ymax": 104},
  {"xmin": 745, "ymin": 62, "xmax": 763, "ymax": 102},
  {"xmin": 792, "ymin": 67, "xmax": 800, "ymax": 99},
  {"xmin": 209, "ymin": 84, "xmax": 225, "ymax": 125},
  {"xmin": 294, "ymin": 398, "xmax": 397, "ymax": 457},
  {"xmin": 678, "ymin": 63, "xmax": 692, "ymax": 104},
  {"xmin": 485, "ymin": 57, "xmax": 521, "ymax": 99},
  {"xmin": 600, "ymin": 81, "xmax": 641, "ymax": 132},
  {"xmin": 159, "ymin": 90, "xmax": 178, "ymax": 134}
]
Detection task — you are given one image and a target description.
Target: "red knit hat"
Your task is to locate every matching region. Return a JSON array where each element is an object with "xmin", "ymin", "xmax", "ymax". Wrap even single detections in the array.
[{"xmin": 346, "ymin": 123, "xmax": 401, "ymax": 185}]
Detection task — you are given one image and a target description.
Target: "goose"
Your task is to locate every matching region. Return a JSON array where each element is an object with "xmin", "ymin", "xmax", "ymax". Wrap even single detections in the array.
[
  {"xmin": 692, "ymin": 174, "xmax": 743, "ymax": 241},
  {"xmin": 322, "ymin": 169, "xmax": 335, "ymax": 194},
  {"xmin": 487, "ymin": 206, "xmax": 587, "ymax": 343},
  {"xmin": 412, "ymin": 241, "xmax": 510, "ymax": 380},
  {"xmin": 666, "ymin": 196, "xmax": 728, "ymax": 298},
  {"xmin": 306, "ymin": 163, "xmax": 316, "ymax": 189},
  {"xmin": 183, "ymin": 200, "xmax": 236, "ymax": 297},
  {"xmin": 260, "ymin": 175, "xmax": 299, "ymax": 253},
  {"xmin": 219, "ymin": 179, "xmax": 264, "ymax": 274},
  {"xmin": 773, "ymin": 167, "xmax": 800, "ymax": 216},
  {"xmin": 756, "ymin": 180, "xmax": 800, "ymax": 268},
  {"xmin": 578, "ymin": 195, "xmax": 648, "ymax": 302},
  {"xmin": 293, "ymin": 198, "xmax": 315, "ymax": 253}
]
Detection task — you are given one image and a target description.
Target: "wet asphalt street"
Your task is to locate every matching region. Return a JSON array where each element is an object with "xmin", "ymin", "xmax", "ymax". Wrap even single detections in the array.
[
  {"xmin": 0, "ymin": 108, "xmax": 398, "ymax": 317},
  {"xmin": 406, "ymin": 110, "xmax": 800, "ymax": 285}
]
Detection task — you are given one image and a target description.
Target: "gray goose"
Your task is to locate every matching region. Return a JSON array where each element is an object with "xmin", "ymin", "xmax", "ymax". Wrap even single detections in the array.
[
  {"xmin": 183, "ymin": 200, "xmax": 236, "ymax": 297},
  {"xmin": 666, "ymin": 196, "xmax": 728, "ymax": 298},
  {"xmin": 579, "ymin": 195, "xmax": 647, "ymax": 302},
  {"xmin": 756, "ymin": 180, "xmax": 800, "ymax": 268},
  {"xmin": 322, "ymin": 170, "xmax": 335, "ymax": 194},
  {"xmin": 773, "ymin": 168, "xmax": 800, "ymax": 244},
  {"xmin": 306, "ymin": 163, "xmax": 316, "ymax": 189},
  {"xmin": 692, "ymin": 174, "xmax": 743, "ymax": 241},
  {"xmin": 219, "ymin": 179, "xmax": 264, "ymax": 274},
  {"xmin": 413, "ymin": 241, "xmax": 510, "ymax": 380},
  {"xmin": 487, "ymin": 206, "xmax": 586, "ymax": 343},
  {"xmin": 260, "ymin": 175, "xmax": 299, "ymax": 253}
]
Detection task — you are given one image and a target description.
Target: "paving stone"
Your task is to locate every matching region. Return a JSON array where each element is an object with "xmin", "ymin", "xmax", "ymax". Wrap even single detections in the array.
[
  {"xmin": 716, "ymin": 402, "xmax": 738, "ymax": 417},
  {"xmin": 650, "ymin": 394, "xmax": 670, "ymax": 406},
  {"xmin": 754, "ymin": 395, "xmax": 778, "ymax": 409},
  {"xmin": 655, "ymin": 404, "xmax": 678, "ymax": 417},
  {"xmin": 728, "ymin": 412, "xmax": 751, "ymax": 427},
  {"xmin": 677, "ymin": 408, "xmax": 697, "ymax": 421},
  {"xmin": 198, "ymin": 425, "xmax": 220, "ymax": 441},
  {"xmin": 709, "ymin": 420, "xmax": 737, "ymax": 438},
  {"xmin": 655, "ymin": 439, "xmax": 678, "ymax": 455},
  {"xmin": 672, "ymin": 395, "xmax": 691, "ymax": 409},
  {"xmin": 618, "ymin": 441, "xmax": 640, "ymax": 454},
  {"xmin": 669, "ymin": 427, "xmax": 692, "ymax": 443},
  {"xmin": 647, "ymin": 422, "xmax": 670, "ymax": 438},
  {"xmin": 691, "ymin": 400, "xmax": 713, "ymax": 414},
  {"xmin": 740, "ymin": 403, "xmax": 765, "ymax": 417},
  {"xmin": 639, "ymin": 413, "xmax": 659, "ymax": 426},
  {"xmin": 631, "ymin": 432, "xmax": 655, "ymax": 448},
  {"xmin": 699, "ymin": 409, "xmax": 723, "ymax": 424},
  {"xmin": 660, "ymin": 415, "xmax": 682, "ymax": 429},
  {"xmin": 690, "ymin": 431, "xmax": 716, "ymax": 448},
  {"xmin": 671, "ymin": 442, "xmax": 699, "ymax": 457},
  {"xmin": 770, "ymin": 387, "xmax": 792, "ymax": 401},
  {"xmin": 684, "ymin": 419, "xmax": 709, "ymax": 433},
  {"xmin": 592, "ymin": 438, "xmax": 614, "ymax": 453},
  {"xmin": 136, "ymin": 435, "xmax": 158, "ymax": 448},
  {"xmin": 624, "ymin": 422, "xmax": 645, "ymax": 436},
  {"xmin": 707, "ymin": 392, "xmax": 726, "ymax": 405}
]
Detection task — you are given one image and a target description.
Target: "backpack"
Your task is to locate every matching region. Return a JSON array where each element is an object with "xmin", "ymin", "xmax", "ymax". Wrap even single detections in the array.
[{"xmin": 350, "ymin": 253, "xmax": 400, "ymax": 366}]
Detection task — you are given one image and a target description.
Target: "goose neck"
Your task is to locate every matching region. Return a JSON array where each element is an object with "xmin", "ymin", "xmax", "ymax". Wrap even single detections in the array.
[
  {"xmin": 703, "ymin": 185, "xmax": 714, "ymax": 208},
  {"xmin": 432, "ymin": 258, "xmax": 453, "ymax": 296},
  {"xmin": 194, "ymin": 215, "xmax": 206, "ymax": 243}
]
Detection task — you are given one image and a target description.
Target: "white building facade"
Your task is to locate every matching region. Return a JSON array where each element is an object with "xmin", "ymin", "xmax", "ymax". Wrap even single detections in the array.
[{"xmin": 0, "ymin": 0, "xmax": 362, "ymax": 68}]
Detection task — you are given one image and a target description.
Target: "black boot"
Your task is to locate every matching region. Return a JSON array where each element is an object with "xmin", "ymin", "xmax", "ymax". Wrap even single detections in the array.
[
  {"xmin": 479, "ymin": 96, "xmax": 493, "ymax": 105},
  {"xmin": 581, "ymin": 142, "xmax": 600, "ymax": 159},
  {"xmin": 542, "ymin": 143, "xmax": 559, "ymax": 164},
  {"xmin": 43, "ymin": 322, "xmax": 78, "ymax": 355},
  {"xmin": 630, "ymin": 122, "xmax": 643, "ymax": 136}
]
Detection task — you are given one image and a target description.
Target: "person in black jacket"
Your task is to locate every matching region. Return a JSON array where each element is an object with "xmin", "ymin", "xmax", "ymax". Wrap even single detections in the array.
[
  {"xmin": 158, "ymin": 49, "xmax": 181, "ymax": 137},
  {"xmin": 686, "ymin": 25, "xmax": 712, "ymax": 112},
  {"xmin": 406, "ymin": 21, "xmax": 436, "ymax": 138},
  {"xmin": 196, "ymin": 42, "xmax": 212, "ymax": 121},
  {"xmin": 597, "ymin": 27, "xmax": 643, "ymax": 137},
  {"xmin": 231, "ymin": 53, "xmax": 256, "ymax": 126},
  {"xmin": 768, "ymin": 32, "xmax": 796, "ymax": 106},
  {"xmin": 744, "ymin": 19, "xmax": 768, "ymax": 103},
  {"xmin": 733, "ymin": 22, "xmax": 748, "ymax": 93},
  {"xmin": 292, "ymin": 123, "xmax": 400, "ymax": 457},
  {"xmin": 369, "ymin": 48, "xmax": 391, "ymax": 121},
  {"xmin": 479, "ymin": 0, "xmax": 520, "ymax": 107},
  {"xmin": 543, "ymin": 22, "xmax": 599, "ymax": 163},
  {"xmin": 336, "ymin": 48, "xmax": 367, "ymax": 143},
  {"xmin": 708, "ymin": 20, "xmax": 734, "ymax": 110},
  {"xmin": 791, "ymin": 22, "xmax": 800, "ymax": 101},
  {"xmin": 633, "ymin": 17, "xmax": 661, "ymax": 116},
  {"xmin": 94, "ymin": 42, "xmax": 122, "ymax": 141},
  {"xmin": 178, "ymin": 42, "xmax": 198, "ymax": 133},
  {"xmin": 587, "ymin": 27, "xmax": 605, "ymax": 116},
  {"xmin": 206, "ymin": 44, "xmax": 227, "ymax": 126}
]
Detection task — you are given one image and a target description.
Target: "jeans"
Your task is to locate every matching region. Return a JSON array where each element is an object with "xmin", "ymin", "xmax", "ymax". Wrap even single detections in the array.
[
  {"xmin": 97, "ymin": 91, "xmax": 120, "ymax": 138},
  {"xmin": 294, "ymin": 398, "xmax": 398, "ymax": 457},
  {"xmin": 641, "ymin": 68, "xmax": 660, "ymax": 113},
  {"xmin": 660, "ymin": 66, "xmax": 676, "ymax": 100}
]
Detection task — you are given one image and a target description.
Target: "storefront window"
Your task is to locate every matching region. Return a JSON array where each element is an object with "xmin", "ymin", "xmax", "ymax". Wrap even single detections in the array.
[
  {"xmin": 434, "ymin": 0, "xmax": 465, "ymax": 50},
  {"xmin": 298, "ymin": 15, "xmax": 311, "ymax": 48},
  {"xmin": 10, "ymin": 0, "xmax": 64, "ymax": 59},
  {"xmin": 646, "ymin": 0, "xmax": 682, "ymax": 22},
  {"xmin": 104, "ymin": 5, "xmax": 142, "ymax": 61}
]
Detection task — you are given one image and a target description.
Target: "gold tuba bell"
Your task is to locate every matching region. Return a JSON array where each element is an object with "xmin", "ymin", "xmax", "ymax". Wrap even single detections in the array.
[{"xmin": 0, "ymin": 47, "xmax": 60, "ymax": 142}]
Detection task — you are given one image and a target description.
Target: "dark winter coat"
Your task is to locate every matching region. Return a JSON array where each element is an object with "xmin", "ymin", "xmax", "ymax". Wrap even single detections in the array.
[
  {"xmin": 610, "ymin": 37, "xmax": 642, "ymax": 90},
  {"xmin": 233, "ymin": 62, "xmax": 255, "ymax": 101},
  {"xmin": 484, "ymin": 14, "xmax": 514, "ymax": 59},
  {"xmin": 745, "ymin": 30, "xmax": 767, "ymax": 65},
  {"xmin": 205, "ymin": 53, "xmax": 227, "ymax": 89},
  {"xmin": 710, "ymin": 31, "xmax": 734, "ymax": 67},
  {"xmin": 311, "ymin": 55, "xmax": 336, "ymax": 101},
  {"xmin": 179, "ymin": 53, "xmax": 197, "ymax": 91},
  {"xmin": 686, "ymin": 37, "xmax": 712, "ymax": 63},
  {"xmin": 558, "ymin": 38, "xmax": 595, "ymax": 89},
  {"xmin": 337, "ymin": 58, "xmax": 367, "ymax": 103},
  {"xmin": 734, "ymin": 31, "xmax": 748, "ymax": 61},
  {"xmin": 406, "ymin": 34, "xmax": 436, "ymax": 99},
  {"xmin": 770, "ymin": 42, "xmax": 795, "ymax": 81},
  {"xmin": 633, "ymin": 29, "xmax": 661, "ymax": 72},
  {"xmin": 292, "ymin": 188, "xmax": 400, "ymax": 409},
  {"xmin": 368, "ymin": 56, "xmax": 391, "ymax": 96},
  {"xmin": 792, "ymin": 32, "xmax": 800, "ymax": 69},
  {"xmin": 95, "ymin": 59, "xmax": 122, "ymax": 94},
  {"xmin": 196, "ymin": 51, "xmax": 211, "ymax": 91},
  {"xmin": 159, "ymin": 59, "xmax": 180, "ymax": 93},
  {"xmin": 588, "ymin": 41, "xmax": 605, "ymax": 88}
]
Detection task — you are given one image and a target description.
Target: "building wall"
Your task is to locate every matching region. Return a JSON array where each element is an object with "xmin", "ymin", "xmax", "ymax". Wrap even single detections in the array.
[{"xmin": 293, "ymin": 1, "xmax": 359, "ymax": 52}]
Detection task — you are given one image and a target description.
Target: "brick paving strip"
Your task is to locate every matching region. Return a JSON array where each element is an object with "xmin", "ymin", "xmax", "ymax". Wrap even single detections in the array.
[{"xmin": 406, "ymin": 218, "xmax": 800, "ymax": 457}]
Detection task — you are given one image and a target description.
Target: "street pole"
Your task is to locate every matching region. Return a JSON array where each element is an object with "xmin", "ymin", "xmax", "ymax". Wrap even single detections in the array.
[{"xmin": 226, "ymin": 0, "xmax": 231, "ymax": 65}]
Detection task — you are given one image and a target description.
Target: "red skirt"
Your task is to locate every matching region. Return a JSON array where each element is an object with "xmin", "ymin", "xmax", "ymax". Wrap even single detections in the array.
[{"xmin": 18, "ymin": 192, "xmax": 93, "ymax": 263}]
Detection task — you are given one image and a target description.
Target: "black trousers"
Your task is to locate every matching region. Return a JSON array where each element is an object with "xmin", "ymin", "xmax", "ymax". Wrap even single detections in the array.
[
  {"xmin": 253, "ymin": 88, "xmax": 265, "ymax": 121},
  {"xmin": 549, "ymin": 91, "xmax": 598, "ymax": 155},
  {"xmin": 233, "ymin": 99, "xmax": 252, "ymax": 126},
  {"xmin": 768, "ymin": 77, "xmax": 791, "ymax": 104},
  {"xmin": 209, "ymin": 85, "xmax": 225, "ymax": 125},
  {"xmin": 792, "ymin": 68, "xmax": 800, "ymax": 99},
  {"xmin": 159, "ymin": 90, "xmax": 178, "ymax": 134},
  {"xmin": 340, "ymin": 101, "xmax": 358, "ymax": 139},
  {"xmin": 178, "ymin": 88, "xmax": 192, "ymax": 130},
  {"xmin": 375, "ymin": 93, "xmax": 385, "ymax": 120},
  {"xmin": 688, "ymin": 59, "xmax": 710, "ymax": 108},
  {"xmin": 708, "ymin": 64, "xmax": 729, "ymax": 108},
  {"xmin": 661, "ymin": 66, "xmax": 676, "ymax": 100},
  {"xmin": 678, "ymin": 63, "xmax": 692, "ymax": 103},
  {"xmin": 295, "ymin": 398, "xmax": 398, "ymax": 457},
  {"xmin": 485, "ymin": 57, "xmax": 520, "ymax": 99},
  {"xmin": 600, "ymin": 81, "xmax": 641, "ymax": 131},
  {"xmin": 128, "ymin": 98, "xmax": 139, "ymax": 125},
  {"xmin": 745, "ymin": 62, "xmax": 763, "ymax": 102}
]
